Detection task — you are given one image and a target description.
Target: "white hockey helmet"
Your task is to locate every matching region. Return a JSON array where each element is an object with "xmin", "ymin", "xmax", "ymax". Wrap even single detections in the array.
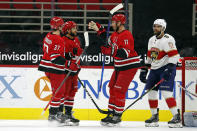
[{"xmin": 153, "ymin": 19, "xmax": 167, "ymax": 31}]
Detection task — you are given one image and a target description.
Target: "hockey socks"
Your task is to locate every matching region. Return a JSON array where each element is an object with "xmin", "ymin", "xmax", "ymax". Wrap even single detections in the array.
[{"xmin": 148, "ymin": 90, "xmax": 158, "ymax": 115}]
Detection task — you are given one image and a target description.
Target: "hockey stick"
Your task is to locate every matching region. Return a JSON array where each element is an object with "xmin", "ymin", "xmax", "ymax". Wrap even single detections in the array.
[
  {"xmin": 178, "ymin": 84, "xmax": 197, "ymax": 98},
  {"xmin": 78, "ymin": 77, "xmax": 108, "ymax": 114},
  {"xmin": 99, "ymin": 3, "xmax": 124, "ymax": 93},
  {"xmin": 122, "ymin": 79, "xmax": 165, "ymax": 113},
  {"xmin": 41, "ymin": 32, "xmax": 89, "ymax": 116}
]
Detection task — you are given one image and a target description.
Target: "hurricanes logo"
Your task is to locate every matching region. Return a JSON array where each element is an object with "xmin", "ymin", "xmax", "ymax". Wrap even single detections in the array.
[{"xmin": 34, "ymin": 76, "xmax": 52, "ymax": 101}]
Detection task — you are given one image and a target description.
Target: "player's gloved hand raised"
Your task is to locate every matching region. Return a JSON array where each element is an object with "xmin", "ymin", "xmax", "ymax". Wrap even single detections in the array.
[
  {"xmin": 101, "ymin": 44, "xmax": 118, "ymax": 57},
  {"xmin": 163, "ymin": 63, "xmax": 176, "ymax": 81},
  {"xmin": 139, "ymin": 68, "xmax": 148, "ymax": 83},
  {"xmin": 65, "ymin": 60, "xmax": 80, "ymax": 72},
  {"xmin": 73, "ymin": 47, "xmax": 83, "ymax": 56},
  {"xmin": 88, "ymin": 21, "xmax": 106, "ymax": 35},
  {"xmin": 88, "ymin": 21, "xmax": 99, "ymax": 31}
]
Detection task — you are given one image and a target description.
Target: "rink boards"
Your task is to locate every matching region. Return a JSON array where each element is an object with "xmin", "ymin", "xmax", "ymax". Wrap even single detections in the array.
[{"xmin": 0, "ymin": 66, "xmax": 196, "ymax": 121}]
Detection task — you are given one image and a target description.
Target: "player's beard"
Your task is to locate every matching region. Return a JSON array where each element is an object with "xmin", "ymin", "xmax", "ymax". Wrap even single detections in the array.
[
  {"xmin": 70, "ymin": 32, "xmax": 77, "ymax": 37},
  {"xmin": 115, "ymin": 24, "xmax": 120, "ymax": 32},
  {"xmin": 154, "ymin": 31, "xmax": 162, "ymax": 37},
  {"xmin": 60, "ymin": 31, "xmax": 64, "ymax": 37}
]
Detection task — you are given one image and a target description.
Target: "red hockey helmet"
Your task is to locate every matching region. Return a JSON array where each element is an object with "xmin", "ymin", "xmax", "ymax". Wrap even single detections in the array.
[
  {"xmin": 62, "ymin": 21, "xmax": 77, "ymax": 34},
  {"xmin": 50, "ymin": 16, "xmax": 64, "ymax": 29},
  {"xmin": 112, "ymin": 14, "xmax": 126, "ymax": 24}
]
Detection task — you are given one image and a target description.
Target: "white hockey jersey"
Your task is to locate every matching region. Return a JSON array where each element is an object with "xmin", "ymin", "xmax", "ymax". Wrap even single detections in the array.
[{"xmin": 146, "ymin": 34, "xmax": 180, "ymax": 69}]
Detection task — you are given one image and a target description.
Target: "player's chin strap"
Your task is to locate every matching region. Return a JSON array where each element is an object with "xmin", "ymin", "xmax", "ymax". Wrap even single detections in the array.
[
  {"xmin": 122, "ymin": 79, "xmax": 165, "ymax": 113},
  {"xmin": 156, "ymin": 27, "xmax": 165, "ymax": 38},
  {"xmin": 156, "ymin": 31, "xmax": 164, "ymax": 38}
]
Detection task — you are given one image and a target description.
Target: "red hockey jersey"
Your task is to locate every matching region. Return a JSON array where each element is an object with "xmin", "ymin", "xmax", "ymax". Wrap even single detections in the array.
[
  {"xmin": 38, "ymin": 32, "xmax": 66, "ymax": 74},
  {"xmin": 62, "ymin": 36, "xmax": 82, "ymax": 74},
  {"xmin": 109, "ymin": 30, "xmax": 141, "ymax": 71}
]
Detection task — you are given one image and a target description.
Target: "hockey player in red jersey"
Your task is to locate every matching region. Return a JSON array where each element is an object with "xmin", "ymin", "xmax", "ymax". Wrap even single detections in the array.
[
  {"xmin": 60, "ymin": 21, "xmax": 83, "ymax": 126},
  {"xmin": 139, "ymin": 19, "xmax": 182, "ymax": 128},
  {"xmin": 38, "ymin": 17, "xmax": 80, "ymax": 124},
  {"xmin": 88, "ymin": 14, "xmax": 141, "ymax": 126}
]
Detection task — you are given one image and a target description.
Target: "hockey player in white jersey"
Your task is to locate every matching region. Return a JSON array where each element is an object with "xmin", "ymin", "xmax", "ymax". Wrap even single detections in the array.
[{"xmin": 139, "ymin": 19, "xmax": 182, "ymax": 128}]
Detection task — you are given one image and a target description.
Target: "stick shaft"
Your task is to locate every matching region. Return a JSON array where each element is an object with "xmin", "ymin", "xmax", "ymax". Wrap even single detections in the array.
[
  {"xmin": 78, "ymin": 77, "xmax": 108, "ymax": 114},
  {"xmin": 178, "ymin": 84, "xmax": 197, "ymax": 98},
  {"xmin": 123, "ymin": 79, "xmax": 164, "ymax": 113}
]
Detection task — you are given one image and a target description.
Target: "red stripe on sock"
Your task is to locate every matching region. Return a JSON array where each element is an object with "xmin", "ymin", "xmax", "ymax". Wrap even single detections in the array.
[
  {"xmin": 165, "ymin": 97, "xmax": 177, "ymax": 108},
  {"xmin": 148, "ymin": 100, "xmax": 158, "ymax": 108}
]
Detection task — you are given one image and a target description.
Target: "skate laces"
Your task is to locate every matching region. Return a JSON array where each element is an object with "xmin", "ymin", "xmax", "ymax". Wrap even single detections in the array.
[
  {"xmin": 70, "ymin": 111, "xmax": 76, "ymax": 119},
  {"xmin": 112, "ymin": 115, "xmax": 119, "ymax": 121},
  {"xmin": 112, "ymin": 113, "xmax": 122, "ymax": 121},
  {"xmin": 48, "ymin": 114, "xmax": 55, "ymax": 120},
  {"xmin": 48, "ymin": 114, "xmax": 61, "ymax": 121},
  {"xmin": 64, "ymin": 111, "xmax": 76, "ymax": 120},
  {"xmin": 171, "ymin": 114, "xmax": 180, "ymax": 122},
  {"xmin": 150, "ymin": 114, "xmax": 158, "ymax": 120},
  {"xmin": 108, "ymin": 113, "xmax": 113, "ymax": 118},
  {"xmin": 57, "ymin": 112, "xmax": 63, "ymax": 117}
]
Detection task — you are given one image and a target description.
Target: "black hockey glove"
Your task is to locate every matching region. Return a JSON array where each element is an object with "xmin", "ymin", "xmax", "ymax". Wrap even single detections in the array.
[
  {"xmin": 73, "ymin": 47, "xmax": 83, "ymax": 56},
  {"xmin": 65, "ymin": 52, "xmax": 73, "ymax": 60},
  {"xmin": 139, "ymin": 68, "xmax": 148, "ymax": 83},
  {"xmin": 163, "ymin": 63, "xmax": 176, "ymax": 81}
]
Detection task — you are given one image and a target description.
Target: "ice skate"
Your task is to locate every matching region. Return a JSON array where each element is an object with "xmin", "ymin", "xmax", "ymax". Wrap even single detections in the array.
[
  {"xmin": 100, "ymin": 111, "xmax": 114, "ymax": 126},
  {"xmin": 145, "ymin": 113, "xmax": 159, "ymax": 127},
  {"xmin": 63, "ymin": 112, "xmax": 80, "ymax": 126},
  {"xmin": 168, "ymin": 110, "xmax": 183, "ymax": 128},
  {"xmin": 107, "ymin": 113, "xmax": 122, "ymax": 127},
  {"xmin": 48, "ymin": 113, "xmax": 64, "ymax": 127}
]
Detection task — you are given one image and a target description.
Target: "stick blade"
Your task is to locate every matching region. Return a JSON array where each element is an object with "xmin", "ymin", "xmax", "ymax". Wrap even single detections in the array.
[
  {"xmin": 84, "ymin": 31, "xmax": 89, "ymax": 47},
  {"xmin": 110, "ymin": 3, "xmax": 124, "ymax": 15}
]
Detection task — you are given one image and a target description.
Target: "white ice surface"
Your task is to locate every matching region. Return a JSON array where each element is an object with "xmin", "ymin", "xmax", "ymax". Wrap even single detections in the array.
[{"xmin": 0, "ymin": 120, "xmax": 196, "ymax": 131}]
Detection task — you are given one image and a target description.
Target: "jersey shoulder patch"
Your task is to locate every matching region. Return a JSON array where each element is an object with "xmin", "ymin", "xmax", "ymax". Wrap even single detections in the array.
[
  {"xmin": 164, "ymin": 34, "xmax": 169, "ymax": 38},
  {"xmin": 168, "ymin": 42, "xmax": 175, "ymax": 49}
]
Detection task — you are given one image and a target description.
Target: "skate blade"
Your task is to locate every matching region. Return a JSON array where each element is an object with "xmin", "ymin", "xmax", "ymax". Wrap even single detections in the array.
[
  {"xmin": 64, "ymin": 121, "xmax": 79, "ymax": 126},
  {"xmin": 100, "ymin": 121, "xmax": 109, "ymax": 126},
  {"xmin": 48, "ymin": 120, "xmax": 64, "ymax": 127},
  {"xmin": 145, "ymin": 122, "xmax": 159, "ymax": 127},
  {"xmin": 106, "ymin": 122, "xmax": 120, "ymax": 127},
  {"xmin": 168, "ymin": 123, "xmax": 183, "ymax": 128}
]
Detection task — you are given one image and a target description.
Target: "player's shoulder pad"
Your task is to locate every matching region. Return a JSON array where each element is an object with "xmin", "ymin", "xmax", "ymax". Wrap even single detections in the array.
[
  {"xmin": 121, "ymin": 30, "xmax": 132, "ymax": 37},
  {"xmin": 125, "ymin": 31, "xmax": 134, "ymax": 40},
  {"xmin": 164, "ymin": 34, "xmax": 175, "ymax": 39},
  {"xmin": 149, "ymin": 35, "xmax": 156, "ymax": 41},
  {"xmin": 166, "ymin": 34, "xmax": 175, "ymax": 44}
]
